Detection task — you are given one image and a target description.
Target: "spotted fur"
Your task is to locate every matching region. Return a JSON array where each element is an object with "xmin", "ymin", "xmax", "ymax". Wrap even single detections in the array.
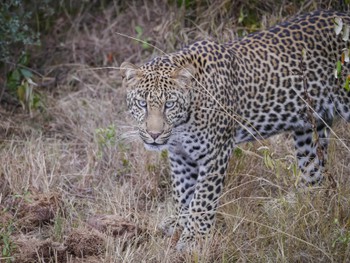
[{"xmin": 121, "ymin": 11, "xmax": 350, "ymax": 250}]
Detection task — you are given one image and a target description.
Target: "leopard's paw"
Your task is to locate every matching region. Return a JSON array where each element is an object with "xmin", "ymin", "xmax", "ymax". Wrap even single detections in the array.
[
  {"xmin": 175, "ymin": 229, "xmax": 195, "ymax": 252},
  {"xmin": 160, "ymin": 216, "xmax": 183, "ymax": 236}
]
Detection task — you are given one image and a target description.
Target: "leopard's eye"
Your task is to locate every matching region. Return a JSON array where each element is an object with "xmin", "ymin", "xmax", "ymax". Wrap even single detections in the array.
[
  {"xmin": 165, "ymin": 101, "xmax": 176, "ymax": 109},
  {"xmin": 136, "ymin": 99, "xmax": 147, "ymax": 108}
]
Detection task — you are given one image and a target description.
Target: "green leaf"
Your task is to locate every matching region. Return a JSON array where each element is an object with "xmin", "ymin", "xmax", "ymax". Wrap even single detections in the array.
[
  {"xmin": 301, "ymin": 48, "xmax": 307, "ymax": 61},
  {"xmin": 238, "ymin": 7, "xmax": 246, "ymax": 24},
  {"xmin": 345, "ymin": 76, "xmax": 350, "ymax": 92},
  {"xmin": 264, "ymin": 154, "xmax": 275, "ymax": 170},
  {"xmin": 142, "ymin": 42, "xmax": 150, "ymax": 49},
  {"xmin": 343, "ymin": 25, "xmax": 350, "ymax": 41},
  {"xmin": 7, "ymin": 69, "xmax": 21, "ymax": 91},
  {"xmin": 337, "ymin": 60, "xmax": 342, "ymax": 78},
  {"xmin": 19, "ymin": 68, "xmax": 33, "ymax": 79},
  {"xmin": 32, "ymin": 94, "xmax": 41, "ymax": 109},
  {"xmin": 8, "ymin": 69, "xmax": 21, "ymax": 82},
  {"xmin": 135, "ymin": 25, "xmax": 143, "ymax": 38},
  {"xmin": 17, "ymin": 83, "xmax": 26, "ymax": 103},
  {"xmin": 18, "ymin": 53, "xmax": 30, "ymax": 66}
]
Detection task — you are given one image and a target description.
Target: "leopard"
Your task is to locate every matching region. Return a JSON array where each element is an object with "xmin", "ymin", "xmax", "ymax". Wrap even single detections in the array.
[{"xmin": 120, "ymin": 10, "xmax": 350, "ymax": 250}]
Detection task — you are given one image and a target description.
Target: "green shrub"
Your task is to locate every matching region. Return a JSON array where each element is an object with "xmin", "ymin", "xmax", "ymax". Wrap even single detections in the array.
[{"xmin": 0, "ymin": 0, "xmax": 40, "ymax": 63}]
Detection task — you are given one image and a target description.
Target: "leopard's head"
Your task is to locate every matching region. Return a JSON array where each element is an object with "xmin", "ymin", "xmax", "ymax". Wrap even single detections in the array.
[{"xmin": 120, "ymin": 60, "xmax": 195, "ymax": 151}]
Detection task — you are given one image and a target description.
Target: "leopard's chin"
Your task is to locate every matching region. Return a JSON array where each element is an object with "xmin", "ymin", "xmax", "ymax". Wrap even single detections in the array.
[{"xmin": 144, "ymin": 143, "xmax": 168, "ymax": 151}]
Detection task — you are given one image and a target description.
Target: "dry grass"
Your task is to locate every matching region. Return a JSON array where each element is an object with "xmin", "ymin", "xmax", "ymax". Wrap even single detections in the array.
[{"xmin": 1, "ymin": 1, "xmax": 350, "ymax": 262}]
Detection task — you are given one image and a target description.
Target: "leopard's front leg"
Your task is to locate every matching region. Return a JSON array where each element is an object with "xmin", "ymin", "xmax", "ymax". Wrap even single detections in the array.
[
  {"xmin": 175, "ymin": 171, "xmax": 224, "ymax": 251},
  {"xmin": 160, "ymin": 151, "xmax": 198, "ymax": 236},
  {"xmin": 175, "ymin": 138, "xmax": 234, "ymax": 251}
]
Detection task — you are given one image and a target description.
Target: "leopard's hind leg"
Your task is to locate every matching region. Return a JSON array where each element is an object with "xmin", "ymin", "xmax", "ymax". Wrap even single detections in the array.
[{"xmin": 293, "ymin": 124, "xmax": 331, "ymax": 186}]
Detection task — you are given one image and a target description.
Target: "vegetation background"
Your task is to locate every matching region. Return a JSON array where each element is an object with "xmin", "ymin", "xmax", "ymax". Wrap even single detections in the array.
[{"xmin": 1, "ymin": 0, "xmax": 350, "ymax": 262}]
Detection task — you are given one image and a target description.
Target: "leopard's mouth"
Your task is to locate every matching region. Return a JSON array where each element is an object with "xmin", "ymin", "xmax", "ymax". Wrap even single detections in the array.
[{"xmin": 139, "ymin": 129, "xmax": 171, "ymax": 150}]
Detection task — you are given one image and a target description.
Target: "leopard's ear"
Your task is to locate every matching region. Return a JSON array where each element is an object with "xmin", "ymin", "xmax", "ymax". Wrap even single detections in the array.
[
  {"xmin": 171, "ymin": 64, "xmax": 196, "ymax": 88},
  {"xmin": 120, "ymin": 62, "xmax": 140, "ymax": 82}
]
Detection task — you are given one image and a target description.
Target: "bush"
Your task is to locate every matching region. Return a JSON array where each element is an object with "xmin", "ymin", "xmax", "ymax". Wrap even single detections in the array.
[{"xmin": 0, "ymin": 0, "xmax": 41, "ymax": 64}]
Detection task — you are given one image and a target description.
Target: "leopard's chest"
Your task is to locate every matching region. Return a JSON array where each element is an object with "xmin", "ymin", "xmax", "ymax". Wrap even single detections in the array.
[{"xmin": 168, "ymin": 123, "xmax": 210, "ymax": 162}]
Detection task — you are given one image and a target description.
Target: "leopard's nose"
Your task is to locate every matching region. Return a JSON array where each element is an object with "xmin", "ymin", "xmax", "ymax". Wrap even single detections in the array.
[{"xmin": 148, "ymin": 131, "xmax": 162, "ymax": 140}]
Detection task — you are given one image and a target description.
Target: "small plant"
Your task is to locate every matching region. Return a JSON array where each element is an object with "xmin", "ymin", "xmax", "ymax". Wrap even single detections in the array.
[
  {"xmin": 0, "ymin": 0, "xmax": 40, "ymax": 63},
  {"xmin": 0, "ymin": 0, "xmax": 54, "ymax": 114},
  {"xmin": 135, "ymin": 25, "xmax": 151, "ymax": 50},
  {"xmin": 258, "ymin": 146, "xmax": 275, "ymax": 170},
  {"xmin": 332, "ymin": 218, "xmax": 350, "ymax": 248},
  {"xmin": 95, "ymin": 124, "xmax": 117, "ymax": 158},
  {"xmin": 6, "ymin": 52, "xmax": 43, "ymax": 114},
  {"xmin": 237, "ymin": 7, "xmax": 260, "ymax": 36},
  {"xmin": 160, "ymin": 149, "xmax": 168, "ymax": 162},
  {"xmin": 233, "ymin": 147, "xmax": 244, "ymax": 158},
  {"xmin": 0, "ymin": 215, "xmax": 15, "ymax": 263},
  {"xmin": 95, "ymin": 125, "xmax": 116, "ymax": 148}
]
